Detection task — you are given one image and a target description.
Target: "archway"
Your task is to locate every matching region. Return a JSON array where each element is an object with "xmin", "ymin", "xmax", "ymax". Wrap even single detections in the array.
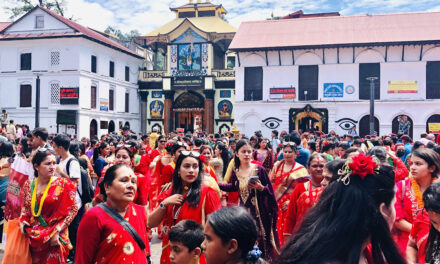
[
  {"xmin": 427, "ymin": 114, "xmax": 440, "ymax": 134},
  {"xmin": 124, "ymin": 121, "xmax": 130, "ymax": 129},
  {"xmin": 392, "ymin": 115, "xmax": 413, "ymax": 138},
  {"xmin": 90, "ymin": 119, "xmax": 98, "ymax": 139},
  {"xmin": 359, "ymin": 115, "xmax": 379, "ymax": 137},
  {"xmin": 173, "ymin": 91, "xmax": 205, "ymax": 133},
  {"xmin": 108, "ymin": 120, "xmax": 115, "ymax": 133},
  {"xmin": 289, "ymin": 104, "xmax": 328, "ymax": 134},
  {"xmin": 152, "ymin": 124, "xmax": 162, "ymax": 134}
]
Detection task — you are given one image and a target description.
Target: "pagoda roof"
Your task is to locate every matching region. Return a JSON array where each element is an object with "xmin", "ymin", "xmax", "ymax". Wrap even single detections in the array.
[
  {"xmin": 170, "ymin": 1, "xmax": 226, "ymax": 13},
  {"xmin": 145, "ymin": 16, "xmax": 236, "ymax": 37}
]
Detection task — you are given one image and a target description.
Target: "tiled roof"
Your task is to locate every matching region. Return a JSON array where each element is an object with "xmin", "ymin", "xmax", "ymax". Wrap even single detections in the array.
[
  {"xmin": 229, "ymin": 11, "xmax": 440, "ymax": 51},
  {"xmin": 0, "ymin": 22, "xmax": 11, "ymax": 31},
  {"xmin": 0, "ymin": 6, "xmax": 143, "ymax": 59}
]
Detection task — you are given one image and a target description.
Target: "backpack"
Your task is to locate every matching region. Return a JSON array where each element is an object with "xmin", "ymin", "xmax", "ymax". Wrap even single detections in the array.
[{"xmin": 66, "ymin": 157, "xmax": 94, "ymax": 205}]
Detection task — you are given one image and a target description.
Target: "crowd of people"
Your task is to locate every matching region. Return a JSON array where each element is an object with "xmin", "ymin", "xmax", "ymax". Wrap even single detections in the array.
[{"xmin": 1, "ymin": 124, "xmax": 440, "ymax": 263}]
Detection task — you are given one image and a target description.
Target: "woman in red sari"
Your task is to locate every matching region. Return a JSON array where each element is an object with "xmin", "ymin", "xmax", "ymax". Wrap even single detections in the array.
[
  {"xmin": 394, "ymin": 148, "xmax": 440, "ymax": 258},
  {"xmin": 76, "ymin": 164, "xmax": 150, "ymax": 264},
  {"xmin": 200, "ymin": 145, "xmax": 218, "ymax": 182},
  {"xmin": 270, "ymin": 142, "xmax": 308, "ymax": 246},
  {"xmin": 93, "ymin": 144, "xmax": 149, "ymax": 206},
  {"xmin": 19, "ymin": 149, "xmax": 78, "ymax": 264},
  {"xmin": 148, "ymin": 151, "xmax": 221, "ymax": 264},
  {"xmin": 283, "ymin": 153, "xmax": 328, "ymax": 240}
]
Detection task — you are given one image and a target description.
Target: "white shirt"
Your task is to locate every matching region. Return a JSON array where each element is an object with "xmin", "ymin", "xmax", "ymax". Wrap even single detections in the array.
[{"xmin": 58, "ymin": 155, "xmax": 82, "ymax": 209}]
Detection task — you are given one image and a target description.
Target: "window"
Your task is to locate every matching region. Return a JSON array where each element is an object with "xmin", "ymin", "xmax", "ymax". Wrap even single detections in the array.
[
  {"xmin": 125, "ymin": 92, "xmax": 129, "ymax": 113},
  {"xmin": 91, "ymin": 86, "xmax": 97, "ymax": 109},
  {"xmin": 359, "ymin": 63, "xmax": 380, "ymax": 100},
  {"xmin": 244, "ymin": 67, "xmax": 263, "ymax": 101},
  {"xmin": 50, "ymin": 82, "xmax": 60, "ymax": 104},
  {"xmin": 109, "ymin": 89, "xmax": 114, "ymax": 111},
  {"xmin": 20, "ymin": 53, "xmax": 31, "ymax": 70},
  {"xmin": 179, "ymin": 12, "xmax": 195, "ymax": 18},
  {"xmin": 109, "ymin": 61, "xmax": 114, "ymax": 77},
  {"xmin": 427, "ymin": 61, "xmax": 440, "ymax": 99},
  {"xmin": 198, "ymin": 10, "xmax": 215, "ymax": 17},
  {"xmin": 20, "ymin": 84, "xmax": 32, "ymax": 107},
  {"xmin": 50, "ymin": 51, "xmax": 60, "ymax": 66},
  {"xmin": 226, "ymin": 56, "xmax": 235, "ymax": 69},
  {"xmin": 125, "ymin": 66, "xmax": 130, "ymax": 82},
  {"xmin": 299, "ymin": 65, "xmax": 318, "ymax": 101},
  {"xmin": 35, "ymin": 15, "xmax": 44, "ymax": 28},
  {"xmin": 91, "ymin": 55, "xmax": 97, "ymax": 73}
]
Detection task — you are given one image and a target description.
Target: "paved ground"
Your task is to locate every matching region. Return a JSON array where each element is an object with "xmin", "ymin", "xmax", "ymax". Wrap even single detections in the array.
[{"xmin": 0, "ymin": 233, "xmax": 163, "ymax": 263}]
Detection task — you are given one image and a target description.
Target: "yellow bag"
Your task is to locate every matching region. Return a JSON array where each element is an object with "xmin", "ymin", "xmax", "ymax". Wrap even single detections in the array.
[{"xmin": 2, "ymin": 219, "xmax": 32, "ymax": 264}]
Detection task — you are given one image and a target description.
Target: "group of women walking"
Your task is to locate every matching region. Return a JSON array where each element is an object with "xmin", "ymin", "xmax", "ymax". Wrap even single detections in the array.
[{"xmin": 3, "ymin": 128, "xmax": 440, "ymax": 263}]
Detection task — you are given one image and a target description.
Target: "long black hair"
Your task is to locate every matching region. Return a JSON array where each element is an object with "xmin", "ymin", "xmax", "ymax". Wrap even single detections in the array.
[
  {"xmin": 215, "ymin": 142, "xmax": 230, "ymax": 177},
  {"xmin": 234, "ymin": 139, "xmax": 252, "ymax": 170},
  {"xmin": 424, "ymin": 180, "xmax": 440, "ymax": 263},
  {"xmin": 93, "ymin": 141, "xmax": 108, "ymax": 163},
  {"xmin": 207, "ymin": 206, "xmax": 258, "ymax": 261},
  {"xmin": 0, "ymin": 142, "xmax": 14, "ymax": 158},
  {"xmin": 276, "ymin": 163, "xmax": 405, "ymax": 264},
  {"xmin": 171, "ymin": 153, "xmax": 203, "ymax": 207}
]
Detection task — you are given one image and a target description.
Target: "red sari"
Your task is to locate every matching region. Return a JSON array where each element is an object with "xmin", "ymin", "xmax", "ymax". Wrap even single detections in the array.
[
  {"xmin": 283, "ymin": 181, "xmax": 323, "ymax": 236},
  {"xmin": 159, "ymin": 185, "xmax": 221, "ymax": 264},
  {"xmin": 409, "ymin": 210, "xmax": 430, "ymax": 264},
  {"xmin": 19, "ymin": 177, "xmax": 78, "ymax": 264},
  {"xmin": 394, "ymin": 178, "xmax": 421, "ymax": 258},
  {"xmin": 75, "ymin": 202, "xmax": 150, "ymax": 264},
  {"xmin": 272, "ymin": 161, "xmax": 309, "ymax": 246}
]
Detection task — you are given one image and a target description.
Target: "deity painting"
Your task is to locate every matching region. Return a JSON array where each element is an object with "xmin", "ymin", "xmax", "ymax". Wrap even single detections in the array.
[
  {"xmin": 178, "ymin": 43, "xmax": 201, "ymax": 70},
  {"xmin": 150, "ymin": 100, "xmax": 164, "ymax": 118},
  {"xmin": 218, "ymin": 100, "xmax": 233, "ymax": 118}
]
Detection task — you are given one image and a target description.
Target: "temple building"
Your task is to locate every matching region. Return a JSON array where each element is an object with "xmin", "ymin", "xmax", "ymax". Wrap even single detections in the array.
[{"xmin": 137, "ymin": 0, "xmax": 236, "ymax": 134}]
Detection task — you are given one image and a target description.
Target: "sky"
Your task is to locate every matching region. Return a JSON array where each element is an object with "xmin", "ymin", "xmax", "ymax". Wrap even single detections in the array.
[{"xmin": 1, "ymin": 0, "xmax": 440, "ymax": 35}]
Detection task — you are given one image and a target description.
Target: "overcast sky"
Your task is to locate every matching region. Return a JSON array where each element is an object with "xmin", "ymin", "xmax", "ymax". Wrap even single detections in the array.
[{"xmin": 1, "ymin": 0, "xmax": 440, "ymax": 34}]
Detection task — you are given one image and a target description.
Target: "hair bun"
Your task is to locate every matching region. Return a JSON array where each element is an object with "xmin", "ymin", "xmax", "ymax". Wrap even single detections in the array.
[{"xmin": 246, "ymin": 246, "xmax": 262, "ymax": 261}]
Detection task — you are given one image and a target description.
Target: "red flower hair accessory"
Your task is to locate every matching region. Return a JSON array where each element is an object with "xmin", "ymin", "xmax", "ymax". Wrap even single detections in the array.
[
  {"xmin": 165, "ymin": 142, "xmax": 173, "ymax": 148},
  {"xmin": 337, "ymin": 153, "xmax": 379, "ymax": 185},
  {"xmin": 131, "ymin": 147, "xmax": 137, "ymax": 153},
  {"xmin": 324, "ymin": 141, "xmax": 329, "ymax": 146},
  {"xmin": 199, "ymin": 154, "xmax": 208, "ymax": 164}
]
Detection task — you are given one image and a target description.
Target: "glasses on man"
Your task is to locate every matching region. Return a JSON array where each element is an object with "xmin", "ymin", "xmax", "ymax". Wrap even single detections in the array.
[
  {"xmin": 180, "ymin": 151, "xmax": 201, "ymax": 158},
  {"xmin": 159, "ymin": 140, "xmax": 166, "ymax": 143}
]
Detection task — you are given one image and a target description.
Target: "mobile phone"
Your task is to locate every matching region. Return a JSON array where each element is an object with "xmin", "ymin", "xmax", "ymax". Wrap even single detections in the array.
[{"xmin": 249, "ymin": 176, "xmax": 259, "ymax": 183}]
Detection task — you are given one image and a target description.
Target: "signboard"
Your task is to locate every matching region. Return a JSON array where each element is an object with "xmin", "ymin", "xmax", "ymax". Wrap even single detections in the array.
[
  {"xmin": 220, "ymin": 90, "xmax": 231, "ymax": 98},
  {"xmin": 56, "ymin": 110, "xmax": 77, "ymax": 125},
  {"xmin": 172, "ymin": 76, "xmax": 204, "ymax": 90},
  {"xmin": 269, "ymin": 88, "xmax": 296, "ymax": 99},
  {"xmin": 152, "ymin": 91, "xmax": 162, "ymax": 98},
  {"xmin": 60, "ymin": 87, "xmax": 79, "ymax": 105},
  {"xmin": 428, "ymin": 123, "xmax": 440, "ymax": 133},
  {"xmin": 388, "ymin": 81, "xmax": 418, "ymax": 93},
  {"xmin": 100, "ymin": 98, "xmax": 109, "ymax": 111},
  {"xmin": 176, "ymin": 128, "xmax": 184, "ymax": 137},
  {"xmin": 323, "ymin": 83, "xmax": 343, "ymax": 97}
]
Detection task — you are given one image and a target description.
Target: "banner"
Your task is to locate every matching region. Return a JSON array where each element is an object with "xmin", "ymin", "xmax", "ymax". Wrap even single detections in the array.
[
  {"xmin": 269, "ymin": 88, "xmax": 296, "ymax": 99},
  {"xmin": 5, "ymin": 157, "xmax": 34, "ymax": 220},
  {"xmin": 428, "ymin": 123, "xmax": 440, "ymax": 133},
  {"xmin": 323, "ymin": 83, "xmax": 343, "ymax": 97},
  {"xmin": 388, "ymin": 81, "xmax": 418, "ymax": 93}
]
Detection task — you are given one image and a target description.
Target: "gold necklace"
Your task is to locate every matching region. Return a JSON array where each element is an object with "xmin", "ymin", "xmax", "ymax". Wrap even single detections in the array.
[{"xmin": 31, "ymin": 177, "xmax": 53, "ymax": 217}]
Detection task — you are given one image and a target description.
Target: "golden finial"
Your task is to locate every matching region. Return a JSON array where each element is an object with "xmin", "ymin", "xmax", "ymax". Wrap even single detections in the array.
[{"xmin": 231, "ymin": 124, "xmax": 240, "ymax": 135}]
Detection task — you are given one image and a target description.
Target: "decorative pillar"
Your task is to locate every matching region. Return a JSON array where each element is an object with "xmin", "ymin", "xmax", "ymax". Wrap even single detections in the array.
[
  {"xmin": 163, "ymin": 90, "xmax": 175, "ymax": 133},
  {"xmin": 203, "ymin": 90, "xmax": 215, "ymax": 133},
  {"xmin": 139, "ymin": 90, "xmax": 148, "ymax": 134}
]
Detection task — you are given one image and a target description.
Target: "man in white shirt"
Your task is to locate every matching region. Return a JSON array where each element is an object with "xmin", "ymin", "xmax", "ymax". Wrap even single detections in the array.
[{"xmin": 52, "ymin": 134, "xmax": 82, "ymax": 262}]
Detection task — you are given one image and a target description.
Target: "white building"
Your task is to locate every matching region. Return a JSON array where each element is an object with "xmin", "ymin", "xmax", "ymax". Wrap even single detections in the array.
[
  {"xmin": 0, "ymin": 6, "xmax": 144, "ymax": 139},
  {"xmin": 229, "ymin": 11, "xmax": 440, "ymax": 138}
]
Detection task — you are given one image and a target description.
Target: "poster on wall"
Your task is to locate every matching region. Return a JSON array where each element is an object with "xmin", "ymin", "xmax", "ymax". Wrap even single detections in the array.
[
  {"xmin": 178, "ymin": 43, "xmax": 201, "ymax": 70},
  {"xmin": 269, "ymin": 88, "xmax": 296, "ymax": 99},
  {"xmin": 218, "ymin": 100, "xmax": 233, "ymax": 118},
  {"xmin": 428, "ymin": 123, "xmax": 440, "ymax": 133},
  {"xmin": 220, "ymin": 90, "xmax": 231, "ymax": 98},
  {"xmin": 323, "ymin": 83, "xmax": 343, "ymax": 97},
  {"xmin": 388, "ymin": 81, "xmax": 418, "ymax": 93},
  {"xmin": 152, "ymin": 91, "xmax": 162, "ymax": 98},
  {"xmin": 60, "ymin": 87, "xmax": 79, "ymax": 104},
  {"xmin": 150, "ymin": 100, "xmax": 164, "ymax": 118},
  {"xmin": 99, "ymin": 98, "xmax": 108, "ymax": 111}
]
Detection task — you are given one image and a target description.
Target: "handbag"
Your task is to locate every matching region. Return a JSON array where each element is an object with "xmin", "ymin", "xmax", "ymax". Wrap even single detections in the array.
[
  {"xmin": 2, "ymin": 219, "xmax": 32, "ymax": 264},
  {"xmin": 97, "ymin": 203, "xmax": 146, "ymax": 251}
]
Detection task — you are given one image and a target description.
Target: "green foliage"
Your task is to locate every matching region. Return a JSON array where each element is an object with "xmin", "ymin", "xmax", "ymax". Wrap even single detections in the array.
[
  {"xmin": 104, "ymin": 26, "xmax": 141, "ymax": 41},
  {"xmin": 5, "ymin": 0, "xmax": 66, "ymax": 19}
]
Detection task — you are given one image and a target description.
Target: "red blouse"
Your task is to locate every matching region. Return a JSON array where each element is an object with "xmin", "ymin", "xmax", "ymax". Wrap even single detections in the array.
[{"xmin": 409, "ymin": 210, "xmax": 430, "ymax": 264}]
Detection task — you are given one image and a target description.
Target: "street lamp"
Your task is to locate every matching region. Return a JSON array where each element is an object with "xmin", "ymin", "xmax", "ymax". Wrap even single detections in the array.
[
  {"xmin": 304, "ymin": 90, "xmax": 308, "ymax": 101},
  {"xmin": 366, "ymin": 76, "xmax": 378, "ymax": 135},
  {"xmin": 34, "ymin": 73, "xmax": 41, "ymax": 128}
]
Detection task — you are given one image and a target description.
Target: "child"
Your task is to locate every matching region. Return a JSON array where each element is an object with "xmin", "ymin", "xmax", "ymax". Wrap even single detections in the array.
[{"xmin": 169, "ymin": 220, "xmax": 204, "ymax": 264}]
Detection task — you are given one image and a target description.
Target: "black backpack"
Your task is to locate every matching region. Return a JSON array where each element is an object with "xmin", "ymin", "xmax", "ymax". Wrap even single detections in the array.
[{"xmin": 66, "ymin": 157, "xmax": 94, "ymax": 205}]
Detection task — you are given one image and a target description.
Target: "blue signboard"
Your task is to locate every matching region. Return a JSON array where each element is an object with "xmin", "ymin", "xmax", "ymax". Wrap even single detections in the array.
[
  {"xmin": 220, "ymin": 90, "xmax": 231, "ymax": 98},
  {"xmin": 152, "ymin": 91, "xmax": 162, "ymax": 98},
  {"xmin": 323, "ymin": 83, "xmax": 343, "ymax": 97}
]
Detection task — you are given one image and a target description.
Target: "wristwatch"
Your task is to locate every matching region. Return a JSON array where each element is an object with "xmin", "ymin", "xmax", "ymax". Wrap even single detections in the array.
[{"xmin": 159, "ymin": 202, "xmax": 167, "ymax": 210}]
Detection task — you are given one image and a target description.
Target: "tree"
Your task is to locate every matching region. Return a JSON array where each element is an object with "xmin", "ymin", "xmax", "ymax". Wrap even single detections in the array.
[
  {"xmin": 104, "ymin": 26, "xmax": 141, "ymax": 42},
  {"xmin": 5, "ymin": 0, "xmax": 66, "ymax": 19}
]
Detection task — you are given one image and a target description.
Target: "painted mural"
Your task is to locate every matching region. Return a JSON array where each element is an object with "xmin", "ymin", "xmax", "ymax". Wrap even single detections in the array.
[
  {"xmin": 218, "ymin": 100, "xmax": 233, "ymax": 118},
  {"xmin": 150, "ymin": 100, "xmax": 164, "ymax": 118}
]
